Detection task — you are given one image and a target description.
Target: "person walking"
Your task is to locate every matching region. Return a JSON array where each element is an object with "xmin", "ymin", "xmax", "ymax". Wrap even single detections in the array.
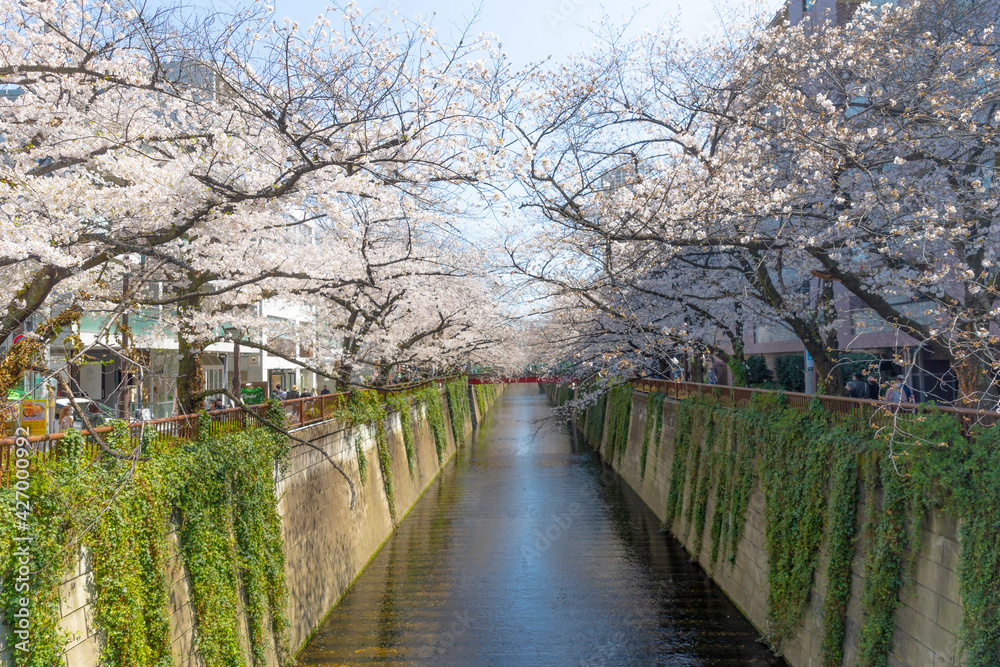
[
  {"xmin": 86, "ymin": 402, "xmax": 107, "ymax": 426},
  {"xmin": 58, "ymin": 405, "xmax": 74, "ymax": 431},
  {"xmin": 866, "ymin": 374, "xmax": 881, "ymax": 400},
  {"xmin": 286, "ymin": 385, "xmax": 300, "ymax": 400},
  {"xmin": 320, "ymin": 385, "xmax": 331, "ymax": 395},
  {"xmin": 846, "ymin": 373, "xmax": 867, "ymax": 398},
  {"xmin": 274, "ymin": 384, "xmax": 287, "ymax": 400},
  {"xmin": 897, "ymin": 374, "xmax": 915, "ymax": 403}
]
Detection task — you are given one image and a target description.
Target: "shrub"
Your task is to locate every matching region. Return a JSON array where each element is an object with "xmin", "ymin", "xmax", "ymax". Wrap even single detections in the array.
[
  {"xmin": 746, "ymin": 355, "xmax": 773, "ymax": 386},
  {"xmin": 775, "ymin": 355, "xmax": 806, "ymax": 392}
]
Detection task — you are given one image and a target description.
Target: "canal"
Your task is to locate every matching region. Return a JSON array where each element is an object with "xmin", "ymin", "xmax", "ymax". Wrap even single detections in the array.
[{"xmin": 298, "ymin": 384, "xmax": 784, "ymax": 665}]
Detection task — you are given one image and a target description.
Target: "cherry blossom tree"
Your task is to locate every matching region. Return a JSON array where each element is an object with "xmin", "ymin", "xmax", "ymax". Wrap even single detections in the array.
[
  {"xmin": 511, "ymin": 0, "xmax": 1000, "ymax": 404},
  {"xmin": 0, "ymin": 0, "xmax": 517, "ymax": 410}
]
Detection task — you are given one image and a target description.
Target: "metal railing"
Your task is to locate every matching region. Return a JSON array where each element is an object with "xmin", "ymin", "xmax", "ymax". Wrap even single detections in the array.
[
  {"xmin": 630, "ymin": 378, "xmax": 1000, "ymax": 435},
  {"xmin": 0, "ymin": 377, "xmax": 462, "ymax": 488}
]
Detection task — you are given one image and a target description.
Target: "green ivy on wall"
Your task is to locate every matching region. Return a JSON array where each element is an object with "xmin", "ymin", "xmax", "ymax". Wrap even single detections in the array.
[
  {"xmin": 907, "ymin": 417, "xmax": 1000, "ymax": 665},
  {"xmin": 474, "ymin": 384, "xmax": 488, "ymax": 418},
  {"xmin": 820, "ymin": 430, "xmax": 862, "ymax": 667},
  {"xmin": 336, "ymin": 390, "xmax": 394, "ymax": 518},
  {"xmin": 583, "ymin": 392, "xmax": 607, "ymax": 444},
  {"xmin": 0, "ymin": 432, "xmax": 86, "ymax": 667},
  {"xmin": 579, "ymin": 386, "xmax": 1000, "ymax": 667},
  {"xmin": 477, "ymin": 383, "xmax": 500, "ymax": 415},
  {"xmin": 354, "ymin": 432, "xmax": 369, "ymax": 484},
  {"xmin": 682, "ymin": 413, "xmax": 707, "ymax": 530},
  {"xmin": 1, "ymin": 404, "xmax": 291, "ymax": 667},
  {"xmin": 690, "ymin": 412, "xmax": 724, "ymax": 559},
  {"xmin": 639, "ymin": 392, "xmax": 665, "ymax": 479},
  {"xmin": 604, "ymin": 383, "xmax": 632, "ymax": 466},
  {"xmin": 758, "ymin": 401, "xmax": 830, "ymax": 647},
  {"xmin": 445, "ymin": 378, "xmax": 471, "ymax": 444},
  {"xmin": 413, "ymin": 384, "xmax": 448, "ymax": 464},
  {"xmin": 385, "ymin": 392, "xmax": 416, "ymax": 476},
  {"xmin": 664, "ymin": 400, "xmax": 713, "ymax": 526},
  {"xmin": 375, "ymin": 417, "xmax": 397, "ymax": 522}
]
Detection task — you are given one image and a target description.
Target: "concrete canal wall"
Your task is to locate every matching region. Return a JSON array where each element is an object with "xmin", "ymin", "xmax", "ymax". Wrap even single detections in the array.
[
  {"xmin": 560, "ymin": 387, "xmax": 963, "ymax": 667},
  {"xmin": 1, "ymin": 384, "xmax": 502, "ymax": 667}
]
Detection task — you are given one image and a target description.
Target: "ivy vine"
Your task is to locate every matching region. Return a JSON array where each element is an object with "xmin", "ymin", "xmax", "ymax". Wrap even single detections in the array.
[
  {"xmin": 568, "ymin": 383, "xmax": 1000, "ymax": 666},
  {"xmin": 1, "ymin": 404, "xmax": 291, "ymax": 667},
  {"xmin": 0, "ymin": 432, "xmax": 82, "ymax": 667},
  {"xmin": 385, "ymin": 392, "xmax": 416, "ymax": 476},
  {"xmin": 820, "ymin": 429, "xmax": 862, "ymax": 667},
  {"xmin": 445, "ymin": 378, "xmax": 471, "ymax": 444},
  {"xmin": 354, "ymin": 431, "xmax": 369, "ymax": 484},
  {"xmin": 639, "ymin": 391, "xmax": 665, "ymax": 479},
  {"xmin": 604, "ymin": 383, "xmax": 632, "ymax": 465},
  {"xmin": 758, "ymin": 402, "xmax": 830, "ymax": 647},
  {"xmin": 336, "ymin": 390, "xmax": 394, "ymax": 517},
  {"xmin": 175, "ymin": 407, "xmax": 290, "ymax": 667},
  {"xmin": 413, "ymin": 384, "xmax": 448, "ymax": 464},
  {"xmin": 690, "ymin": 412, "xmax": 724, "ymax": 559},
  {"xmin": 584, "ymin": 392, "xmax": 607, "ymax": 444}
]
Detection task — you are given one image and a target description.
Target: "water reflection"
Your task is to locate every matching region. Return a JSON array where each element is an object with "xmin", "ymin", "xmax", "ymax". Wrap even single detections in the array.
[{"xmin": 298, "ymin": 384, "xmax": 784, "ymax": 666}]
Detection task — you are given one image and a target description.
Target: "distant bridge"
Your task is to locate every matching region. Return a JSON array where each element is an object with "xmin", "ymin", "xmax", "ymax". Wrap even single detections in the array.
[{"xmin": 467, "ymin": 375, "xmax": 574, "ymax": 385}]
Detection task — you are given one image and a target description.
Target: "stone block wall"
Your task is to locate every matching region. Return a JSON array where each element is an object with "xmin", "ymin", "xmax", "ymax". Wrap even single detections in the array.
[
  {"xmin": 584, "ymin": 390, "xmax": 964, "ymax": 667},
  {"xmin": 1, "ymin": 384, "xmax": 501, "ymax": 667}
]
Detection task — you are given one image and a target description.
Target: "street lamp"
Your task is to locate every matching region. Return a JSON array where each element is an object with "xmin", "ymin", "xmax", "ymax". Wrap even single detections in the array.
[{"xmin": 222, "ymin": 325, "xmax": 242, "ymax": 404}]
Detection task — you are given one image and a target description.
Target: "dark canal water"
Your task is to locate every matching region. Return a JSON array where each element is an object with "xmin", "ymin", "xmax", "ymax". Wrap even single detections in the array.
[{"xmin": 297, "ymin": 384, "xmax": 785, "ymax": 666}]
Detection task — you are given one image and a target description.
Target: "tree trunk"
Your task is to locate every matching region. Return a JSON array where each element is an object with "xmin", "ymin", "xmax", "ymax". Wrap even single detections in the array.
[
  {"xmin": 691, "ymin": 353, "xmax": 705, "ymax": 383},
  {"xmin": 336, "ymin": 362, "xmax": 353, "ymax": 393},
  {"xmin": 954, "ymin": 354, "xmax": 986, "ymax": 406},
  {"xmin": 726, "ymin": 339, "xmax": 747, "ymax": 387},
  {"xmin": 175, "ymin": 274, "xmax": 210, "ymax": 414},
  {"xmin": 812, "ymin": 351, "xmax": 842, "ymax": 396},
  {"xmin": 177, "ymin": 334, "xmax": 206, "ymax": 414},
  {"xmin": 797, "ymin": 332, "xmax": 841, "ymax": 395}
]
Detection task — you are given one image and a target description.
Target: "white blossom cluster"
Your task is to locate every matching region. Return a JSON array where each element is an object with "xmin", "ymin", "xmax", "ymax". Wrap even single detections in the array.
[
  {"xmin": 512, "ymin": 0, "xmax": 1000, "ymax": 406},
  {"xmin": 0, "ymin": 0, "xmax": 520, "ymax": 404}
]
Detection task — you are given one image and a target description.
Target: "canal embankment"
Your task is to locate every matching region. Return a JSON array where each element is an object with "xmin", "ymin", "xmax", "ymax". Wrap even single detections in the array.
[
  {"xmin": 551, "ymin": 384, "xmax": 966, "ymax": 667},
  {"xmin": 297, "ymin": 383, "xmax": 783, "ymax": 665},
  {"xmin": 0, "ymin": 382, "xmax": 503, "ymax": 667}
]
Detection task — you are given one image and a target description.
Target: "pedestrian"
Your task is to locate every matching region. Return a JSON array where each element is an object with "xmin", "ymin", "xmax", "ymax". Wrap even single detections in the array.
[
  {"xmin": 58, "ymin": 405, "xmax": 74, "ymax": 431},
  {"xmin": 86, "ymin": 402, "xmax": 107, "ymax": 426},
  {"xmin": 896, "ymin": 374, "xmax": 915, "ymax": 404},
  {"xmin": 846, "ymin": 373, "xmax": 867, "ymax": 398},
  {"xmin": 885, "ymin": 378, "xmax": 903, "ymax": 405},
  {"xmin": 274, "ymin": 384, "xmax": 287, "ymax": 400},
  {"xmin": 286, "ymin": 384, "xmax": 300, "ymax": 400},
  {"xmin": 866, "ymin": 374, "xmax": 881, "ymax": 400},
  {"xmin": 706, "ymin": 367, "xmax": 717, "ymax": 385},
  {"xmin": 320, "ymin": 385, "xmax": 331, "ymax": 395},
  {"xmin": 301, "ymin": 387, "xmax": 312, "ymax": 398}
]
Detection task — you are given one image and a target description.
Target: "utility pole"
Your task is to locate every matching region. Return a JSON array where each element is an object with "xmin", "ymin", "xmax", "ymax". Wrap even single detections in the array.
[
  {"xmin": 119, "ymin": 274, "xmax": 130, "ymax": 418},
  {"xmin": 232, "ymin": 332, "xmax": 241, "ymax": 402},
  {"xmin": 224, "ymin": 325, "xmax": 242, "ymax": 406}
]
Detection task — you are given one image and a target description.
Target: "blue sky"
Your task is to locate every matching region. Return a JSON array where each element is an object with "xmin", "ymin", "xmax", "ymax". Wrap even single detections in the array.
[{"xmin": 231, "ymin": 0, "xmax": 783, "ymax": 68}]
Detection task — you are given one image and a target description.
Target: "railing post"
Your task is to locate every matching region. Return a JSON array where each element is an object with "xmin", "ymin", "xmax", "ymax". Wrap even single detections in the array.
[{"xmin": 297, "ymin": 399, "xmax": 304, "ymax": 427}]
